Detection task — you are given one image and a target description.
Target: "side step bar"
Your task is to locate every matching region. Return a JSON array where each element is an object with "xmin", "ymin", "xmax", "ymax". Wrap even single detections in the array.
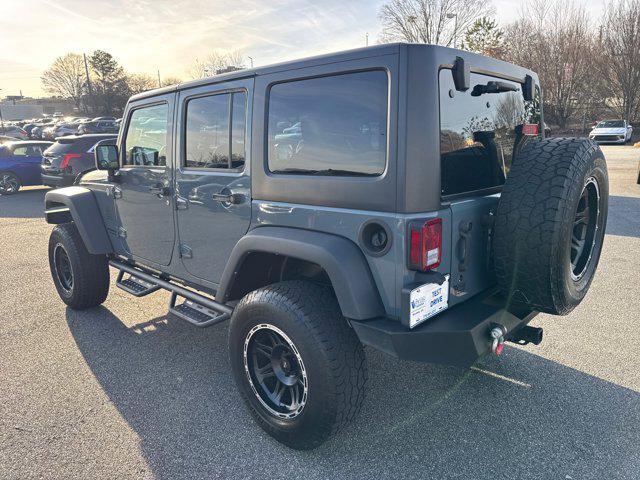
[
  {"xmin": 109, "ymin": 259, "xmax": 233, "ymax": 327},
  {"xmin": 116, "ymin": 270, "xmax": 161, "ymax": 297}
]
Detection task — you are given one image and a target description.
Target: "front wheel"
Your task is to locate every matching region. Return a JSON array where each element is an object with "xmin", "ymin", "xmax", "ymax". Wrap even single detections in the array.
[
  {"xmin": 48, "ymin": 223, "xmax": 110, "ymax": 309},
  {"xmin": 0, "ymin": 172, "xmax": 20, "ymax": 195},
  {"xmin": 228, "ymin": 281, "xmax": 367, "ymax": 450}
]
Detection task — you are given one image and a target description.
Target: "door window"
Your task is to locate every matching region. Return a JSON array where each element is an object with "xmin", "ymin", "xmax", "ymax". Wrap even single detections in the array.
[
  {"xmin": 184, "ymin": 91, "xmax": 246, "ymax": 170},
  {"xmin": 123, "ymin": 103, "xmax": 169, "ymax": 167}
]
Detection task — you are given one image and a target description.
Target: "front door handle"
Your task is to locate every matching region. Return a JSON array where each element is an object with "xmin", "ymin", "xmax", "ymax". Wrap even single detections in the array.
[
  {"xmin": 212, "ymin": 192, "xmax": 245, "ymax": 205},
  {"xmin": 149, "ymin": 184, "xmax": 171, "ymax": 197}
]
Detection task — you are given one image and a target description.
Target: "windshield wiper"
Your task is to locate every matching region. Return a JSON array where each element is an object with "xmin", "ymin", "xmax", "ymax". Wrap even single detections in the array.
[
  {"xmin": 471, "ymin": 81, "xmax": 518, "ymax": 97},
  {"xmin": 274, "ymin": 168, "xmax": 376, "ymax": 177}
]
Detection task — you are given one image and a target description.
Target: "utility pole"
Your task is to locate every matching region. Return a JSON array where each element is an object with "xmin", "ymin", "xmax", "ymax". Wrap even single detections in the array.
[
  {"xmin": 447, "ymin": 13, "xmax": 459, "ymax": 48},
  {"xmin": 247, "ymin": 56, "xmax": 254, "ymax": 68},
  {"xmin": 157, "ymin": 70, "xmax": 161, "ymax": 88},
  {"xmin": 366, "ymin": 32, "xmax": 369, "ymax": 47},
  {"xmin": 83, "ymin": 53, "xmax": 94, "ymax": 114}
]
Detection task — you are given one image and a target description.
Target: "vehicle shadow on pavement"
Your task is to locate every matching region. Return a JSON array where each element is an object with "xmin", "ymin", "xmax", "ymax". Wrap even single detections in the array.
[
  {"xmin": 67, "ymin": 307, "xmax": 640, "ymax": 480},
  {"xmin": 607, "ymin": 195, "xmax": 640, "ymax": 238},
  {"xmin": 0, "ymin": 187, "xmax": 48, "ymax": 218}
]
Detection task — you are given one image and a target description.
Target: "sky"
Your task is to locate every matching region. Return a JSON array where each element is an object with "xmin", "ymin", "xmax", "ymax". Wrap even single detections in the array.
[{"xmin": 0, "ymin": 0, "xmax": 603, "ymax": 98}]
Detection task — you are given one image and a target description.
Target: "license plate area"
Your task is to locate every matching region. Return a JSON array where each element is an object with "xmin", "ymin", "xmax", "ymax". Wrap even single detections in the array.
[{"xmin": 407, "ymin": 276, "xmax": 449, "ymax": 329}]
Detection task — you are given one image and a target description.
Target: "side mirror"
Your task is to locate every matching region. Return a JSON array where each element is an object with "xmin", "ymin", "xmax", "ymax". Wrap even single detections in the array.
[{"xmin": 94, "ymin": 139, "xmax": 119, "ymax": 171}]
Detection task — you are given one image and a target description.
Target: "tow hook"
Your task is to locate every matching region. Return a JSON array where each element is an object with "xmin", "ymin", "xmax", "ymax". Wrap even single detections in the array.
[{"xmin": 489, "ymin": 325, "xmax": 507, "ymax": 356}]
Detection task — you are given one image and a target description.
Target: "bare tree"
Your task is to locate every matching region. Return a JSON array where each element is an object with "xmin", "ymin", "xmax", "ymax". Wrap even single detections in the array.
[
  {"xmin": 126, "ymin": 73, "xmax": 157, "ymax": 94},
  {"xmin": 41, "ymin": 53, "xmax": 85, "ymax": 111},
  {"xmin": 503, "ymin": 1, "xmax": 595, "ymax": 129},
  {"xmin": 161, "ymin": 76, "xmax": 183, "ymax": 87},
  {"xmin": 597, "ymin": 0, "xmax": 640, "ymax": 123},
  {"xmin": 378, "ymin": 0, "xmax": 493, "ymax": 47},
  {"xmin": 188, "ymin": 50, "xmax": 246, "ymax": 79}
]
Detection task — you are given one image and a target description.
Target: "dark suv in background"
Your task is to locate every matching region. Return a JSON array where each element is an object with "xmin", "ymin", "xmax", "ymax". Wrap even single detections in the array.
[
  {"xmin": 78, "ymin": 120, "xmax": 119, "ymax": 135},
  {"xmin": 41, "ymin": 134, "xmax": 117, "ymax": 187}
]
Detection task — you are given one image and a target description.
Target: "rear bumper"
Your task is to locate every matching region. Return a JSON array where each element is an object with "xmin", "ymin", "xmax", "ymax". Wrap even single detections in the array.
[
  {"xmin": 351, "ymin": 290, "xmax": 538, "ymax": 368},
  {"xmin": 41, "ymin": 173, "xmax": 73, "ymax": 188}
]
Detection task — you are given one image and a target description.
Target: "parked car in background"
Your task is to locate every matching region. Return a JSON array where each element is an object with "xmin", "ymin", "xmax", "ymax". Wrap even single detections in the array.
[
  {"xmin": 0, "ymin": 140, "xmax": 52, "ymax": 194},
  {"xmin": 41, "ymin": 133, "xmax": 117, "ymax": 188},
  {"xmin": 50, "ymin": 122, "xmax": 79, "ymax": 138},
  {"xmin": 92, "ymin": 116, "xmax": 116, "ymax": 122},
  {"xmin": 23, "ymin": 123, "xmax": 37, "ymax": 137},
  {"xmin": 589, "ymin": 119, "xmax": 633, "ymax": 144},
  {"xmin": 0, "ymin": 125, "xmax": 28, "ymax": 140},
  {"xmin": 77, "ymin": 120, "xmax": 118, "ymax": 135},
  {"xmin": 0, "ymin": 135, "xmax": 21, "ymax": 143}
]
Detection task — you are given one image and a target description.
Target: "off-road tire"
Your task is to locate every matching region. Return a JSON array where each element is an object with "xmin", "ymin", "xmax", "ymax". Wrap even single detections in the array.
[
  {"xmin": 494, "ymin": 138, "xmax": 608, "ymax": 315},
  {"xmin": 228, "ymin": 280, "xmax": 367, "ymax": 450},
  {"xmin": 48, "ymin": 223, "xmax": 110, "ymax": 309}
]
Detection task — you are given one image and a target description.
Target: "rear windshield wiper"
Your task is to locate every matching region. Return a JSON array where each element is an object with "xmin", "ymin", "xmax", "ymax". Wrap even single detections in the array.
[
  {"xmin": 471, "ymin": 81, "xmax": 518, "ymax": 97},
  {"xmin": 273, "ymin": 168, "xmax": 376, "ymax": 177}
]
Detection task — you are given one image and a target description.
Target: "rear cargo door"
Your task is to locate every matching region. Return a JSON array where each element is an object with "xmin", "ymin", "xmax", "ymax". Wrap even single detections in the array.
[
  {"xmin": 438, "ymin": 68, "xmax": 541, "ymax": 305},
  {"xmin": 448, "ymin": 196, "xmax": 497, "ymax": 305}
]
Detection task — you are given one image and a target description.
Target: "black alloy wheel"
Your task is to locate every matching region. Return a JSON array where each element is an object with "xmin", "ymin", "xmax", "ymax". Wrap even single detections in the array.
[
  {"xmin": 53, "ymin": 244, "xmax": 74, "ymax": 292},
  {"xmin": 243, "ymin": 323, "xmax": 308, "ymax": 419},
  {"xmin": 570, "ymin": 177, "xmax": 600, "ymax": 281}
]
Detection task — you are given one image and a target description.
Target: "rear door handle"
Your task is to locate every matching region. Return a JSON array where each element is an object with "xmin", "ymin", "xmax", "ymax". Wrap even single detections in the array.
[
  {"xmin": 212, "ymin": 192, "xmax": 244, "ymax": 204},
  {"xmin": 457, "ymin": 221, "xmax": 473, "ymax": 272}
]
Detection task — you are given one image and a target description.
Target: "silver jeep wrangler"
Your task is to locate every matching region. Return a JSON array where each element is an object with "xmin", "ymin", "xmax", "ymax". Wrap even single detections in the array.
[{"xmin": 45, "ymin": 44, "xmax": 608, "ymax": 449}]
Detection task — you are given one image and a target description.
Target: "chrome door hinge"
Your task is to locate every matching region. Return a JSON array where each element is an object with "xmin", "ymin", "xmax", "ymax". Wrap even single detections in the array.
[
  {"xmin": 179, "ymin": 244, "xmax": 193, "ymax": 259},
  {"xmin": 176, "ymin": 196, "xmax": 189, "ymax": 210}
]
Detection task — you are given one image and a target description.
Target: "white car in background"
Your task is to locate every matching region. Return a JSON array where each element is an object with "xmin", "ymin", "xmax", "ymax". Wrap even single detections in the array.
[{"xmin": 589, "ymin": 119, "xmax": 633, "ymax": 144}]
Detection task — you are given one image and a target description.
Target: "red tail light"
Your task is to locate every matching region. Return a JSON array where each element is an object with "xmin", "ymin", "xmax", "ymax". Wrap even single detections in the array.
[
  {"xmin": 60, "ymin": 153, "xmax": 81, "ymax": 169},
  {"xmin": 522, "ymin": 123, "xmax": 539, "ymax": 136},
  {"xmin": 408, "ymin": 218, "xmax": 442, "ymax": 271}
]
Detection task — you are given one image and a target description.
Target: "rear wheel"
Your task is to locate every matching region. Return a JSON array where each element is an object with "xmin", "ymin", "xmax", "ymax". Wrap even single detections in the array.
[
  {"xmin": 493, "ymin": 138, "xmax": 608, "ymax": 315},
  {"xmin": 48, "ymin": 223, "xmax": 110, "ymax": 309},
  {"xmin": 229, "ymin": 281, "xmax": 367, "ymax": 450},
  {"xmin": 0, "ymin": 172, "xmax": 20, "ymax": 195}
]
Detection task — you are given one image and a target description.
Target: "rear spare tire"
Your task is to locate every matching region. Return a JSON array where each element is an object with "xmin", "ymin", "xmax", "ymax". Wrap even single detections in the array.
[{"xmin": 493, "ymin": 138, "xmax": 608, "ymax": 315}]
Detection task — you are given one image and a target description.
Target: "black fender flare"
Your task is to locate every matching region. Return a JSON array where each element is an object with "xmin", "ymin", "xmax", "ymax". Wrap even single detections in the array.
[
  {"xmin": 44, "ymin": 186, "xmax": 113, "ymax": 255},
  {"xmin": 218, "ymin": 226, "xmax": 385, "ymax": 320}
]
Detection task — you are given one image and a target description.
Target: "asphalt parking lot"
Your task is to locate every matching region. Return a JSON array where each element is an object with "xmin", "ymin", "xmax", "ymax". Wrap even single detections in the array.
[{"xmin": 1, "ymin": 146, "xmax": 639, "ymax": 480}]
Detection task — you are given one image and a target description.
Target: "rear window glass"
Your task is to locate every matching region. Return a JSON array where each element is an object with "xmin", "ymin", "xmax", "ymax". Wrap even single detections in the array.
[
  {"xmin": 267, "ymin": 70, "xmax": 388, "ymax": 176},
  {"xmin": 439, "ymin": 70, "xmax": 541, "ymax": 196}
]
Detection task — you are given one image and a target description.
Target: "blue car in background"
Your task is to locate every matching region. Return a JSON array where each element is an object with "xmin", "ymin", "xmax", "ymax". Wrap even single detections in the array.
[{"xmin": 0, "ymin": 141, "xmax": 52, "ymax": 195}]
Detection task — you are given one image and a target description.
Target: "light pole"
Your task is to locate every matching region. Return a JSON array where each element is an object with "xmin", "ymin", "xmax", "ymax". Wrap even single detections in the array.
[
  {"xmin": 0, "ymin": 88, "xmax": 4, "ymax": 133},
  {"xmin": 447, "ymin": 13, "xmax": 458, "ymax": 48},
  {"xmin": 247, "ymin": 56, "xmax": 254, "ymax": 68}
]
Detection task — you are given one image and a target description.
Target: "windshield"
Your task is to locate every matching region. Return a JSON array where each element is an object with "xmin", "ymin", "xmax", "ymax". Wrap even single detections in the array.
[{"xmin": 596, "ymin": 120, "xmax": 624, "ymax": 128}]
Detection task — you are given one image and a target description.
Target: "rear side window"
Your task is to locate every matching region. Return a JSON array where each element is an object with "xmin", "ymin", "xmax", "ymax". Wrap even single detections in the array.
[
  {"xmin": 123, "ymin": 103, "xmax": 169, "ymax": 167},
  {"xmin": 184, "ymin": 91, "xmax": 246, "ymax": 170},
  {"xmin": 267, "ymin": 70, "xmax": 388, "ymax": 176},
  {"xmin": 439, "ymin": 70, "xmax": 541, "ymax": 196}
]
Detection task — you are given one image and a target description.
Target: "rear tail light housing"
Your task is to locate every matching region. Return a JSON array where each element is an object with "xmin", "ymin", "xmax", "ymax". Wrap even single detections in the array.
[
  {"xmin": 408, "ymin": 218, "xmax": 442, "ymax": 271},
  {"xmin": 522, "ymin": 123, "xmax": 539, "ymax": 136},
  {"xmin": 60, "ymin": 153, "xmax": 81, "ymax": 170}
]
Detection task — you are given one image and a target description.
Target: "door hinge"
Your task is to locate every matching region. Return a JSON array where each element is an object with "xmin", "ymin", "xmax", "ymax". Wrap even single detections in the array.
[
  {"xmin": 118, "ymin": 226, "xmax": 127, "ymax": 238},
  {"xmin": 108, "ymin": 186, "xmax": 122, "ymax": 199},
  {"xmin": 179, "ymin": 244, "xmax": 193, "ymax": 259},
  {"xmin": 176, "ymin": 196, "xmax": 189, "ymax": 210}
]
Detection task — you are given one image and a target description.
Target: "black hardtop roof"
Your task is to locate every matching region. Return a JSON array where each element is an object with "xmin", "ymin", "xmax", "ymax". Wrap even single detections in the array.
[{"xmin": 130, "ymin": 43, "xmax": 537, "ymax": 102}]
